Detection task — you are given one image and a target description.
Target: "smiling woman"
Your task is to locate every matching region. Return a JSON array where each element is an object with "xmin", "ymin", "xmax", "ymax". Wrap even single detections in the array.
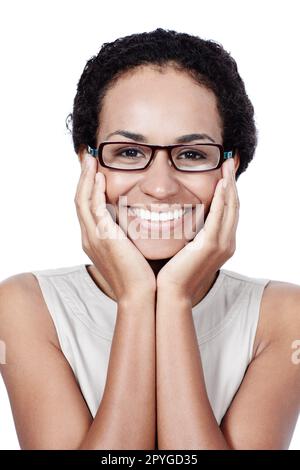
[{"xmin": 0, "ymin": 27, "xmax": 299, "ymax": 450}]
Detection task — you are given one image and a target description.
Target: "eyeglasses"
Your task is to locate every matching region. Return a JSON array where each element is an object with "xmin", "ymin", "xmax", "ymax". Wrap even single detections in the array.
[{"xmin": 87, "ymin": 141, "xmax": 234, "ymax": 172}]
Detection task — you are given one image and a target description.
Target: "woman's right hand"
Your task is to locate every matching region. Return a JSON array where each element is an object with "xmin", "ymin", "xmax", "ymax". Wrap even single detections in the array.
[{"xmin": 74, "ymin": 153, "xmax": 156, "ymax": 303}]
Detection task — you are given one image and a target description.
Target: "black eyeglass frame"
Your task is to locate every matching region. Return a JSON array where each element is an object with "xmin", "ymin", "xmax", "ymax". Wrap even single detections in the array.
[{"xmin": 87, "ymin": 141, "xmax": 235, "ymax": 172}]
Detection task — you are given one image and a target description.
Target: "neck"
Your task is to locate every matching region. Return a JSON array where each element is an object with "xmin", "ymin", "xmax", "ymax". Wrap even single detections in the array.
[{"xmin": 146, "ymin": 258, "xmax": 172, "ymax": 278}]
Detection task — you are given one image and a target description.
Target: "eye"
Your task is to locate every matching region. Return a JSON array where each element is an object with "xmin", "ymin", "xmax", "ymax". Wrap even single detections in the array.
[
  {"xmin": 120, "ymin": 148, "xmax": 143, "ymax": 158},
  {"xmin": 115, "ymin": 146, "xmax": 147, "ymax": 159},
  {"xmin": 177, "ymin": 150, "xmax": 207, "ymax": 160}
]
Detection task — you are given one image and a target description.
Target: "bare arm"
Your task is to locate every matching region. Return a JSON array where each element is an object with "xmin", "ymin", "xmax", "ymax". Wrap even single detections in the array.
[
  {"xmin": 156, "ymin": 283, "xmax": 300, "ymax": 450},
  {"xmin": 220, "ymin": 281, "xmax": 300, "ymax": 449},
  {"xmin": 156, "ymin": 290, "xmax": 229, "ymax": 450},
  {"xmin": 78, "ymin": 290, "xmax": 156, "ymax": 450},
  {"xmin": 154, "ymin": 145, "xmax": 299, "ymax": 449},
  {"xmin": 0, "ymin": 274, "xmax": 156, "ymax": 449}
]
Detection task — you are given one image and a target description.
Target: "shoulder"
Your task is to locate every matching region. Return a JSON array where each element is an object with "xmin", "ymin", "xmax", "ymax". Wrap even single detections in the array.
[
  {"xmin": 253, "ymin": 279, "xmax": 300, "ymax": 358},
  {"xmin": 0, "ymin": 272, "xmax": 60, "ymax": 349},
  {"xmin": 221, "ymin": 278, "xmax": 300, "ymax": 449},
  {"xmin": 0, "ymin": 273, "xmax": 93, "ymax": 449}
]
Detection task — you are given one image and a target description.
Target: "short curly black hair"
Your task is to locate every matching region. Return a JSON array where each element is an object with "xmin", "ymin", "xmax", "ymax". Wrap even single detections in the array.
[{"xmin": 66, "ymin": 27, "xmax": 257, "ymax": 180}]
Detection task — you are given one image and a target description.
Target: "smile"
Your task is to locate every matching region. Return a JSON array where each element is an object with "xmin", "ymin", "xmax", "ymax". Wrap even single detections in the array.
[{"xmin": 127, "ymin": 207, "xmax": 193, "ymax": 222}]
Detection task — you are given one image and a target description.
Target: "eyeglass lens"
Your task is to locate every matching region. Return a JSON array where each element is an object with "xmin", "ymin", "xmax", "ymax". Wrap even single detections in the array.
[{"xmin": 101, "ymin": 143, "xmax": 220, "ymax": 171}]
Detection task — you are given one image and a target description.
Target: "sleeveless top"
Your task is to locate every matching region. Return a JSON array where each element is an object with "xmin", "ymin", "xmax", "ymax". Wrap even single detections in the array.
[{"xmin": 30, "ymin": 264, "xmax": 270, "ymax": 425}]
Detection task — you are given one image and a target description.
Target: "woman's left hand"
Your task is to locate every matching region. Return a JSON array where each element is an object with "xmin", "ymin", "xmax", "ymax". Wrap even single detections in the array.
[{"xmin": 156, "ymin": 158, "xmax": 240, "ymax": 305}]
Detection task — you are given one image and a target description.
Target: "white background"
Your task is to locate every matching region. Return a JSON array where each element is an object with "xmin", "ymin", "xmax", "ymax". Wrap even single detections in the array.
[{"xmin": 0, "ymin": 0, "xmax": 299, "ymax": 450}]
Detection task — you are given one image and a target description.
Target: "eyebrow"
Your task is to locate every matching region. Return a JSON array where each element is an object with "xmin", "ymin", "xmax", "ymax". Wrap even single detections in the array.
[{"xmin": 105, "ymin": 130, "xmax": 216, "ymax": 144}]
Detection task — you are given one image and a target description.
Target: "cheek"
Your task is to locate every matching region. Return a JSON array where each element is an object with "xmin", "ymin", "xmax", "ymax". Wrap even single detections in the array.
[
  {"xmin": 101, "ymin": 171, "xmax": 131, "ymax": 204},
  {"xmin": 190, "ymin": 172, "xmax": 220, "ymax": 209}
]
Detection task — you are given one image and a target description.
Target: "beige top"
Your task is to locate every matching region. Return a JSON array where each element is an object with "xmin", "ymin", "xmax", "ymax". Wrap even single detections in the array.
[{"xmin": 31, "ymin": 264, "xmax": 270, "ymax": 424}]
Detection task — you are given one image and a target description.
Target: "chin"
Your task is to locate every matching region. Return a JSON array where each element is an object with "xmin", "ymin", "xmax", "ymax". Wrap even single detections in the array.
[{"xmin": 130, "ymin": 237, "xmax": 187, "ymax": 260}]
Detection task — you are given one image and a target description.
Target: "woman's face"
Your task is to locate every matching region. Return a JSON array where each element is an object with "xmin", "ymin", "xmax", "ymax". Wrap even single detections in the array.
[{"xmin": 81, "ymin": 65, "xmax": 239, "ymax": 260}]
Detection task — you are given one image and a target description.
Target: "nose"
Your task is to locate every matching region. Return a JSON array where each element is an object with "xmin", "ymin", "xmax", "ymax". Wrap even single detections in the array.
[{"xmin": 139, "ymin": 148, "xmax": 181, "ymax": 199}]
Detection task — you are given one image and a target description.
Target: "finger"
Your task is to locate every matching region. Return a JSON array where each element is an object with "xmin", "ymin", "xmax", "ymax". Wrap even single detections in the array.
[
  {"xmin": 91, "ymin": 172, "xmax": 114, "ymax": 232},
  {"xmin": 91, "ymin": 171, "xmax": 109, "ymax": 219},
  {"xmin": 75, "ymin": 154, "xmax": 98, "ymax": 235},
  {"xmin": 221, "ymin": 158, "xmax": 239, "ymax": 205},
  {"xmin": 76, "ymin": 209, "xmax": 90, "ymax": 247},
  {"xmin": 91, "ymin": 172, "xmax": 126, "ymax": 241},
  {"xmin": 74, "ymin": 155, "xmax": 92, "ymax": 245},
  {"xmin": 202, "ymin": 177, "xmax": 226, "ymax": 241},
  {"xmin": 221, "ymin": 159, "xmax": 240, "ymax": 241},
  {"xmin": 75, "ymin": 154, "xmax": 92, "ymax": 200}
]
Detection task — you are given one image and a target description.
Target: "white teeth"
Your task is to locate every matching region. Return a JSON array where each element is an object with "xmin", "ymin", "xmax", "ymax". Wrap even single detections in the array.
[
  {"xmin": 159, "ymin": 212, "xmax": 170, "ymax": 221},
  {"xmin": 128, "ymin": 207, "xmax": 189, "ymax": 222},
  {"xmin": 151, "ymin": 211, "xmax": 159, "ymax": 221}
]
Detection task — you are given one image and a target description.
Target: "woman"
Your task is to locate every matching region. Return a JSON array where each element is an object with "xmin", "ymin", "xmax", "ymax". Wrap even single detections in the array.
[{"xmin": 0, "ymin": 28, "xmax": 299, "ymax": 450}]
